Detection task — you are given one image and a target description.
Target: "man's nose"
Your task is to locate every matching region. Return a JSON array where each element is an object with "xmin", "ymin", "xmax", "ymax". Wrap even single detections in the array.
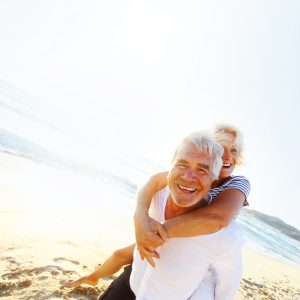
[{"xmin": 181, "ymin": 169, "xmax": 196, "ymax": 181}]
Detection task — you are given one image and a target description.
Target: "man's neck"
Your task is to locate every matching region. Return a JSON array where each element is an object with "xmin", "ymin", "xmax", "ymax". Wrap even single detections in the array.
[{"xmin": 164, "ymin": 195, "xmax": 205, "ymax": 220}]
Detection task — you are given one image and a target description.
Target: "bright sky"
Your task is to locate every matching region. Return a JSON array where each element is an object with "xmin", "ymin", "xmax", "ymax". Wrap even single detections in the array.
[{"xmin": 0, "ymin": 0, "xmax": 300, "ymax": 228}]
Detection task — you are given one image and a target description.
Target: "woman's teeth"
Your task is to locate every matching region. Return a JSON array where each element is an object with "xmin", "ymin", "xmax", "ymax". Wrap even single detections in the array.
[{"xmin": 223, "ymin": 163, "xmax": 231, "ymax": 168}]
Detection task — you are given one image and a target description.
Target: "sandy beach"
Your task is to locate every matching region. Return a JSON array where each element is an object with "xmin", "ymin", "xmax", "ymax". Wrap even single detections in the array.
[
  {"xmin": 235, "ymin": 248, "xmax": 300, "ymax": 299},
  {"xmin": 1, "ymin": 239, "xmax": 299, "ymax": 300},
  {"xmin": 0, "ymin": 152, "xmax": 299, "ymax": 299}
]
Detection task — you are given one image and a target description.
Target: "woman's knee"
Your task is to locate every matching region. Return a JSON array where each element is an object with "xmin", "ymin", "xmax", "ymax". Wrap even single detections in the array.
[{"xmin": 112, "ymin": 247, "xmax": 132, "ymax": 265}]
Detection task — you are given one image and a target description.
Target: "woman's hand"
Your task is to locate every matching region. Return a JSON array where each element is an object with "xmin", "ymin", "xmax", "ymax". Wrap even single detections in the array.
[{"xmin": 134, "ymin": 213, "xmax": 168, "ymax": 267}]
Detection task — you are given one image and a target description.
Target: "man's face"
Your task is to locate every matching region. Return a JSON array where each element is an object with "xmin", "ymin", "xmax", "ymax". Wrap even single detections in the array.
[{"xmin": 168, "ymin": 142, "xmax": 214, "ymax": 208}]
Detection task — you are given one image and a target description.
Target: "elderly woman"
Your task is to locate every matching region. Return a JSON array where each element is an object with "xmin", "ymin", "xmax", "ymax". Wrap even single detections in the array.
[{"xmin": 66, "ymin": 124, "xmax": 250, "ymax": 299}]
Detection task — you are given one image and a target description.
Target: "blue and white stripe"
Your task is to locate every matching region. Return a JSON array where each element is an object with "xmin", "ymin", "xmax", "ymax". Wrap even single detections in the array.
[{"xmin": 208, "ymin": 176, "xmax": 251, "ymax": 206}]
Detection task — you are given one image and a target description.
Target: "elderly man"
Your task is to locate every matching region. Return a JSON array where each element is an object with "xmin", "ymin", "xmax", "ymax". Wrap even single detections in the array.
[{"xmin": 99, "ymin": 131, "xmax": 244, "ymax": 300}]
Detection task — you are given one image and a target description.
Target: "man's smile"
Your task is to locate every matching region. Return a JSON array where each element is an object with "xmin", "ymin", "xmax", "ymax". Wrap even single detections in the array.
[{"xmin": 177, "ymin": 184, "xmax": 198, "ymax": 193}]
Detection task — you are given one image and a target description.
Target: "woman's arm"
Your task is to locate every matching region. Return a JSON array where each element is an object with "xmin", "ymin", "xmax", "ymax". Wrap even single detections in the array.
[
  {"xmin": 134, "ymin": 173, "xmax": 247, "ymax": 263},
  {"xmin": 134, "ymin": 172, "xmax": 168, "ymax": 266},
  {"xmin": 164, "ymin": 189, "xmax": 245, "ymax": 237}
]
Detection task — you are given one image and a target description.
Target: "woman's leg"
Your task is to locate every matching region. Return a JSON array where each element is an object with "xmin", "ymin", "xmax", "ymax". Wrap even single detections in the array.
[{"xmin": 65, "ymin": 244, "xmax": 135, "ymax": 288}]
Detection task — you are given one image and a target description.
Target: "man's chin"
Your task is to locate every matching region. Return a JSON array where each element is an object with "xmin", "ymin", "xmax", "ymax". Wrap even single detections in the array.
[{"xmin": 173, "ymin": 197, "xmax": 201, "ymax": 208}]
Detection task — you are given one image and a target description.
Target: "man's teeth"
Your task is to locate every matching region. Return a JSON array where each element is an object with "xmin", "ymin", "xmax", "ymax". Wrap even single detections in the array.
[{"xmin": 178, "ymin": 185, "xmax": 197, "ymax": 192}]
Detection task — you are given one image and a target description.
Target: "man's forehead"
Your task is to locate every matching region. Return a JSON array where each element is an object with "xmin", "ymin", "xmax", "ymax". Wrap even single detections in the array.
[{"xmin": 176, "ymin": 143, "xmax": 212, "ymax": 163}]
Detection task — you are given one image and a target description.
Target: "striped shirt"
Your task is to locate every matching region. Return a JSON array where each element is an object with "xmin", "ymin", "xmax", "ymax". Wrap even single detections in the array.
[{"xmin": 207, "ymin": 175, "xmax": 251, "ymax": 206}]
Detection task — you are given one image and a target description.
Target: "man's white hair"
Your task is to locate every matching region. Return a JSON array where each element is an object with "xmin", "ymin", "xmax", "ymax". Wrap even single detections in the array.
[{"xmin": 172, "ymin": 131, "xmax": 224, "ymax": 180}]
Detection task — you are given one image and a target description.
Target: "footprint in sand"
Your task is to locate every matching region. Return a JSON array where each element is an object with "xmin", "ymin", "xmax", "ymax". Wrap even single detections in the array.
[
  {"xmin": 242, "ymin": 278, "xmax": 264, "ymax": 289},
  {"xmin": 0, "ymin": 256, "xmax": 20, "ymax": 268},
  {"xmin": 51, "ymin": 270, "xmax": 60, "ymax": 276},
  {"xmin": 63, "ymin": 285, "xmax": 107, "ymax": 300},
  {"xmin": 17, "ymin": 279, "xmax": 32, "ymax": 288},
  {"xmin": 0, "ymin": 281, "xmax": 18, "ymax": 297},
  {"xmin": 2, "ymin": 269, "xmax": 24, "ymax": 280},
  {"xmin": 0, "ymin": 278, "xmax": 32, "ymax": 298},
  {"xmin": 2, "ymin": 265, "xmax": 65, "ymax": 286},
  {"xmin": 53, "ymin": 257, "xmax": 80, "ymax": 265}
]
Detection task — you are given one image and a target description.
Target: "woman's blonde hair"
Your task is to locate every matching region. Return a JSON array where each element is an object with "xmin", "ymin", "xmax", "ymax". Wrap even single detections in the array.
[{"xmin": 213, "ymin": 123, "xmax": 244, "ymax": 165}]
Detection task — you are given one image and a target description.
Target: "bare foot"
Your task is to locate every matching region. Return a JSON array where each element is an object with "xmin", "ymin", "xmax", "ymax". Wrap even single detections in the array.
[{"xmin": 65, "ymin": 275, "xmax": 99, "ymax": 288}]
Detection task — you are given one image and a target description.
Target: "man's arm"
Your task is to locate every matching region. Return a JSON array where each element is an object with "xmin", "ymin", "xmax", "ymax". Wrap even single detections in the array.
[{"xmin": 164, "ymin": 189, "xmax": 245, "ymax": 237}]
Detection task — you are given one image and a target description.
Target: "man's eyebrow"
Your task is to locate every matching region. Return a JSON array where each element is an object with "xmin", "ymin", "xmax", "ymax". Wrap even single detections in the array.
[
  {"xmin": 176, "ymin": 159, "xmax": 188, "ymax": 163},
  {"xmin": 196, "ymin": 163, "xmax": 210, "ymax": 171},
  {"xmin": 176, "ymin": 159, "xmax": 210, "ymax": 171}
]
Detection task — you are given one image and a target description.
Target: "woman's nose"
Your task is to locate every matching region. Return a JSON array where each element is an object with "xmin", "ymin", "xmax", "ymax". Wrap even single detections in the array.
[{"xmin": 222, "ymin": 148, "xmax": 231, "ymax": 160}]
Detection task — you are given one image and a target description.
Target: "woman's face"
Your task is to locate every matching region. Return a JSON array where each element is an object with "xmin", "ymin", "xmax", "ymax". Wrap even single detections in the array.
[{"xmin": 217, "ymin": 133, "xmax": 239, "ymax": 179}]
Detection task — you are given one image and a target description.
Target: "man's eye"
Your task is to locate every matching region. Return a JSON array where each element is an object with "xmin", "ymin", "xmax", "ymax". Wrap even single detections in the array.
[
  {"xmin": 176, "ymin": 164, "xmax": 187, "ymax": 168},
  {"xmin": 196, "ymin": 169, "xmax": 206, "ymax": 174}
]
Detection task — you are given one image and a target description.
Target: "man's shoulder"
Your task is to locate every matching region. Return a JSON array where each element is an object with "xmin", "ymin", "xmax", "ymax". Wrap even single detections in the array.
[
  {"xmin": 153, "ymin": 186, "xmax": 169, "ymax": 203},
  {"xmin": 149, "ymin": 187, "xmax": 169, "ymax": 221}
]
